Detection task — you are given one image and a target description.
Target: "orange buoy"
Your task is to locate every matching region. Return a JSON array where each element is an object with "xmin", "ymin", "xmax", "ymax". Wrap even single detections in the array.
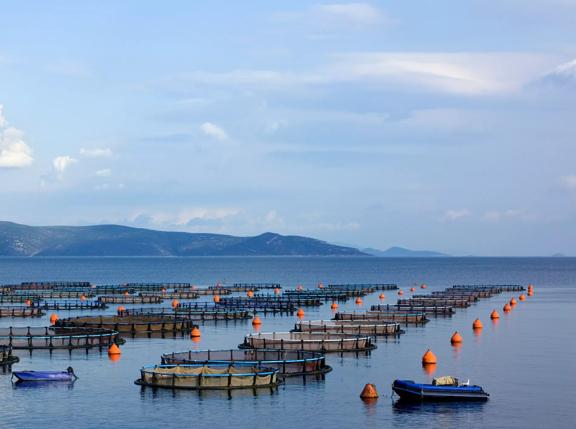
[
  {"xmin": 213, "ymin": 295, "xmax": 220, "ymax": 303},
  {"xmin": 117, "ymin": 305, "xmax": 126, "ymax": 315},
  {"xmin": 330, "ymin": 302, "xmax": 338, "ymax": 310},
  {"xmin": 410, "ymin": 287, "xmax": 416, "ymax": 292},
  {"xmin": 422, "ymin": 349, "xmax": 437, "ymax": 365},
  {"xmin": 528, "ymin": 290, "xmax": 534, "ymax": 296},
  {"xmin": 296, "ymin": 285, "xmax": 303, "ymax": 291},
  {"xmin": 490, "ymin": 309, "xmax": 500, "ymax": 319},
  {"xmin": 123, "ymin": 291, "xmax": 129, "ymax": 296},
  {"xmin": 80, "ymin": 295, "xmax": 86, "ymax": 301},
  {"xmin": 49, "ymin": 313, "xmax": 59, "ymax": 325},
  {"xmin": 247, "ymin": 290, "xmax": 254, "ymax": 298},
  {"xmin": 274, "ymin": 287, "xmax": 281, "ymax": 295},
  {"xmin": 510, "ymin": 297, "xmax": 517, "ymax": 306},
  {"xmin": 472, "ymin": 319, "xmax": 483, "ymax": 329},
  {"xmin": 191, "ymin": 327, "xmax": 201, "ymax": 338},
  {"xmin": 172, "ymin": 299, "xmax": 180, "ymax": 308},
  {"xmin": 107, "ymin": 343, "xmax": 121, "ymax": 355},
  {"xmin": 379, "ymin": 293, "xmax": 385, "ymax": 300},
  {"xmin": 421, "ymin": 284, "xmax": 427, "ymax": 289},
  {"xmin": 359, "ymin": 383, "xmax": 379, "ymax": 399},
  {"xmin": 297, "ymin": 308, "xmax": 305, "ymax": 318},
  {"xmin": 25, "ymin": 299, "xmax": 31, "ymax": 307},
  {"xmin": 528, "ymin": 284, "xmax": 534, "ymax": 290},
  {"xmin": 318, "ymin": 282, "xmax": 324, "ymax": 289},
  {"xmin": 252, "ymin": 315, "xmax": 262, "ymax": 326},
  {"xmin": 450, "ymin": 331, "xmax": 463, "ymax": 344},
  {"xmin": 519, "ymin": 294, "xmax": 526, "ymax": 301},
  {"xmin": 503, "ymin": 303, "xmax": 511, "ymax": 312},
  {"xmin": 355, "ymin": 297, "xmax": 363, "ymax": 305},
  {"xmin": 398, "ymin": 290, "xmax": 404, "ymax": 296}
]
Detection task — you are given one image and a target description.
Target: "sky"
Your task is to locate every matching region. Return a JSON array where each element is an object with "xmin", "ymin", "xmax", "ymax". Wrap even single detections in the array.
[{"xmin": 1, "ymin": 1, "xmax": 576, "ymax": 256}]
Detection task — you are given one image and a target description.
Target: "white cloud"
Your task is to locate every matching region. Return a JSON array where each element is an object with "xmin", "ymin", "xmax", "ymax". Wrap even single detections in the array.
[
  {"xmin": 53, "ymin": 155, "xmax": 77, "ymax": 175},
  {"xmin": 95, "ymin": 168, "xmax": 112, "ymax": 177},
  {"xmin": 80, "ymin": 147, "xmax": 113, "ymax": 158},
  {"xmin": 442, "ymin": 209, "xmax": 471, "ymax": 221},
  {"xmin": 560, "ymin": 174, "xmax": 576, "ymax": 190},
  {"xmin": 0, "ymin": 105, "xmax": 33, "ymax": 168},
  {"xmin": 200, "ymin": 122, "xmax": 228, "ymax": 141},
  {"xmin": 167, "ymin": 52, "xmax": 558, "ymax": 96},
  {"xmin": 314, "ymin": 3, "xmax": 387, "ymax": 27}
]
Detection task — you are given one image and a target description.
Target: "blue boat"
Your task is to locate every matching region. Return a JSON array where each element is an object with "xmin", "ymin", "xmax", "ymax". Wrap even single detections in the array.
[
  {"xmin": 392, "ymin": 378, "xmax": 489, "ymax": 401},
  {"xmin": 12, "ymin": 367, "xmax": 78, "ymax": 383}
]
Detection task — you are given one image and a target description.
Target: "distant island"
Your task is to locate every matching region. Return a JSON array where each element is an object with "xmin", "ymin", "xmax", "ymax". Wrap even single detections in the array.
[
  {"xmin": 362, "ymin": 246, "xmax": 450, "ymax": 257},
  {"xmin": 0, "ymin": 221, "xmax": 452, "ymax": 257}
]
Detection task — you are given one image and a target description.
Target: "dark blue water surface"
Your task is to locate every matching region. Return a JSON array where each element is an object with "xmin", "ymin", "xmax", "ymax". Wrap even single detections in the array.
[{"xmin": 0, "ymin": 257, "xmax": 574, "ymax": 429}]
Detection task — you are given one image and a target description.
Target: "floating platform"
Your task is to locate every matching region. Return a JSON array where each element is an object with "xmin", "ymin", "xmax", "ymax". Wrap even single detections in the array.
[
  {"xmin": 0, "ymin": 307, "xmax": 44, "ymax": 317},
  {"xmin": 135, "ymin": 364, "xmax": 280, "ymax": 390},
  {"xmin": 161, "ymin": 349, "xmax": 331, "ymax": 378},
  {"xmin": 334, "ymin": 311, "xmax": 428, "ymax": 325},
  {"xmin": 98, "ymin": 295, "xmax": 164, "ymax": 304}
]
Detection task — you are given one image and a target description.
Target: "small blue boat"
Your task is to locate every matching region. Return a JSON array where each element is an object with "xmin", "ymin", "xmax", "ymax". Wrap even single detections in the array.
[
  {"xmin": 392, "ymin": 377, "xmax": 489, "ymax": 401},
  {"xmin": 12, "ymin": 367, "xmax": 78, "ymax": 383}
]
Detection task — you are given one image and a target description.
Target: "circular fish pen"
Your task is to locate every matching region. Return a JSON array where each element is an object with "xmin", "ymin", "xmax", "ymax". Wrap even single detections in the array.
[
  {"xmin": 239, "ymin": 332, "xmax": 376, "ymax": 353},
  {"xmin": 57, "ymin": 315, "xmax": 196, "ymax": 335},
  {"xmin": 161, "ymin": 349, "xmax": 331, "ymax": 377},
  {"xmin": 135, "ymin": 364, "xmax": 280, "ymax": 390},
  {"xmin": 33, "ymin": 301, "xmax": 108, "ymax": 311},
  {"xmin": 118, "ymin": 307, "xmax": 253, "ymax": 321},
  {"xmin": 0, "ymin": 326, "xmax": 121, "ymax": 351},
  {"xmin": 293, "ymin": 320, "xmax": 402, "ymax": 336},
  {"xmin": 334, "ymin": 311, "xmax": 428, "ymax": 325}
]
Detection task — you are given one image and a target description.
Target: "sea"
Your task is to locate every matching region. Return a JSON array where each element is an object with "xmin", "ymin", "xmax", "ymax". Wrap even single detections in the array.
[{"xmin": 0, "ymin": 256, "xmax": 574, "ymax": 429}]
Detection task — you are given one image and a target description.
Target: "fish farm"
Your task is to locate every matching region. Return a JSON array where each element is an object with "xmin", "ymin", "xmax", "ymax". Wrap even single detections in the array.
[
  {"xmin": 56, "ymin": 315, "xmax": 196, "ymax": 334},
  {"xmin": 239, "ymin": 332, "xmax": 376, "ymax": 352},
  {"xmin": 0, "ymin": 326, "xmax": 121, "ymax": 351}
]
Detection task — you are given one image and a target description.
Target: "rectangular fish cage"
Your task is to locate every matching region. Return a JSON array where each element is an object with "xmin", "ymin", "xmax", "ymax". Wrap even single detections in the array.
[
  {"xmin": 136, "ymin": 364, "xmax": 279, "ymax": 390},
  {"xmin": 161, "ymin": 349, "xmax": 331, "ymax": 377},
  {"xmin": 240, "ymin": 332, "xmax": 376, "ymax": 353},
  {"xmin": 0, "ymin": 327, "xmax": 120, "ymax": 350},
  {"xmin": 0, "ymin": 307, "xmax": 44, "ymax": 317},
  {"xmin": 334, "ymin": 311, "xmax": 428, "ymax": 325},
  {"xmin": 293, "ymin": 320, "xmax": 402, "ymax": 336},
  {"xmin": 57, "ymin": 315, "xmax": 196, "ymax": 334}
]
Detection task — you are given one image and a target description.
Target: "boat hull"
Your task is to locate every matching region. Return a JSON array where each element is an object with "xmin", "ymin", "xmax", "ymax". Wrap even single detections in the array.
[
  {"xmin": 392, "ymin": 380, "xmax": 489, "ymax": 401},
  {"xmin": 13, "ymin": 371, "xmax": 75, "ymax": 382}
]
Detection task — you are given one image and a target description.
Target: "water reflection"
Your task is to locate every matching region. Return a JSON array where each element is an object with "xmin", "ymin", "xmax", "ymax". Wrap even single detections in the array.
[
  {"xmin": 138, "ymin": 385, "xmax": 279, "ymax": 401},
  {"xmin": 12, "ymin": 380, "xmax": 76, "ymax": 390}
]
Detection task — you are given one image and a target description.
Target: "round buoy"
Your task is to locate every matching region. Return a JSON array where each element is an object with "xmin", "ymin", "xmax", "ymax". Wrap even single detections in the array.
[
  {"xmin": 503, "ymin": 303, "xmax": 511, "ymax": 312},
  {"xmin": 379, "ymin": 293, "xmax": 385, "ymax": 300},
  {"xmin": 172, "ymin": 299, "xmax": 180, "ymax": 309},
  {"xmin": 331, "ymin": 302, "xmax": 338, "ymax": 310},
  {"xmin": 450, "ymin": 331, "xmax": 463, "ymax": 344},
  {"xmin": 490, "ymin": 309, "xmax": 500, "ymax": 319},
  {"xmin": 25, "ymin": 299, "xmax": 31, "ymax": 307},
  {"xmin": 247, "ymin": 290, "xmax": 254, "ymax": 298},
  {"xmin": 297, "ymin": 285, "xmax": 303, "ymax": 291},
  {"xmin": 80, "ymin": 295, "xmax": 86, "ymax": 301},
  {"xmin": 421, "ymin": 284, "xmax": 427, "ymax": 289},
  {"xmin": 252, "ymin": 316, "xmax": 262, "ymax": 326},
  {"xmin": 318, "ymin": 282, "xmax": 324, "ymax": 289},
  {"xmin": 108, "ymin": 343, "xmax": 121, "ymax": 356},
  {"xmin": 359, "ymin": 383, "xmax": 379, "ymax": 399},
  {"xmin": 510, "ymin": 297, "xmax": 517, "ymax": 306},
  {"xmin": 410, "ymin": 287, "xmax": 416, "ymax": 292},
  {"xmin": 49, "ymin": 313, "xmax": 59, "ymax": 325},
  {"xmin": 528, "ymin": 290, "xmax": 534, "ymax": 296},
  {"xmin": 191, "ymin": 327, "xmax": 201, "ymax": 338},
  {"xmin": 473, "ymin": 319, "xmax": 483, "ymax": 329},
  {"xmin": 355, "ymin": 297, "xmax": 363, "ymax": 305},
  {"xmin": 422, "ymin": 349, "xmax": 437, "ymax": 365},
  {"xmin": 398, "ymin": 290, "xmax": 404, "ymax": 296},
  {"xmin": 519, "ymin": 294, "xmax": 526, "ymax": 301},
  {"xmin": 274, "ymin": 288, "xmax": 281, "ymax": 295},
  {"xmin": 117, "ymin": 305, "xmax": 126, "ymax": 315},
  {"xmin": 297, "ymin": 308, "xmax": 305, "ymax": 318},
  {"xmin": 213, "ymin": 295, "xmax": 220, "ymax": 303},
  {"xmin": 123, "ymin": 291, "xmax": 129, "ymax": 296}
]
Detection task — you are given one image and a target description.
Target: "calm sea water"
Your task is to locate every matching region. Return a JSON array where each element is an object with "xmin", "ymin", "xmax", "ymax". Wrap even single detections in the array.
[{"xmin": 0, "ymin": 257, "xmax": 574, "ymax": 429}]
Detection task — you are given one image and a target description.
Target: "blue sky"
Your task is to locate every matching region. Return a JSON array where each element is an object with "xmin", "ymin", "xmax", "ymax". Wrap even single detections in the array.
[{"xmin": 1, "ymin": 1, "xmax": 575, "ymax": 255}]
